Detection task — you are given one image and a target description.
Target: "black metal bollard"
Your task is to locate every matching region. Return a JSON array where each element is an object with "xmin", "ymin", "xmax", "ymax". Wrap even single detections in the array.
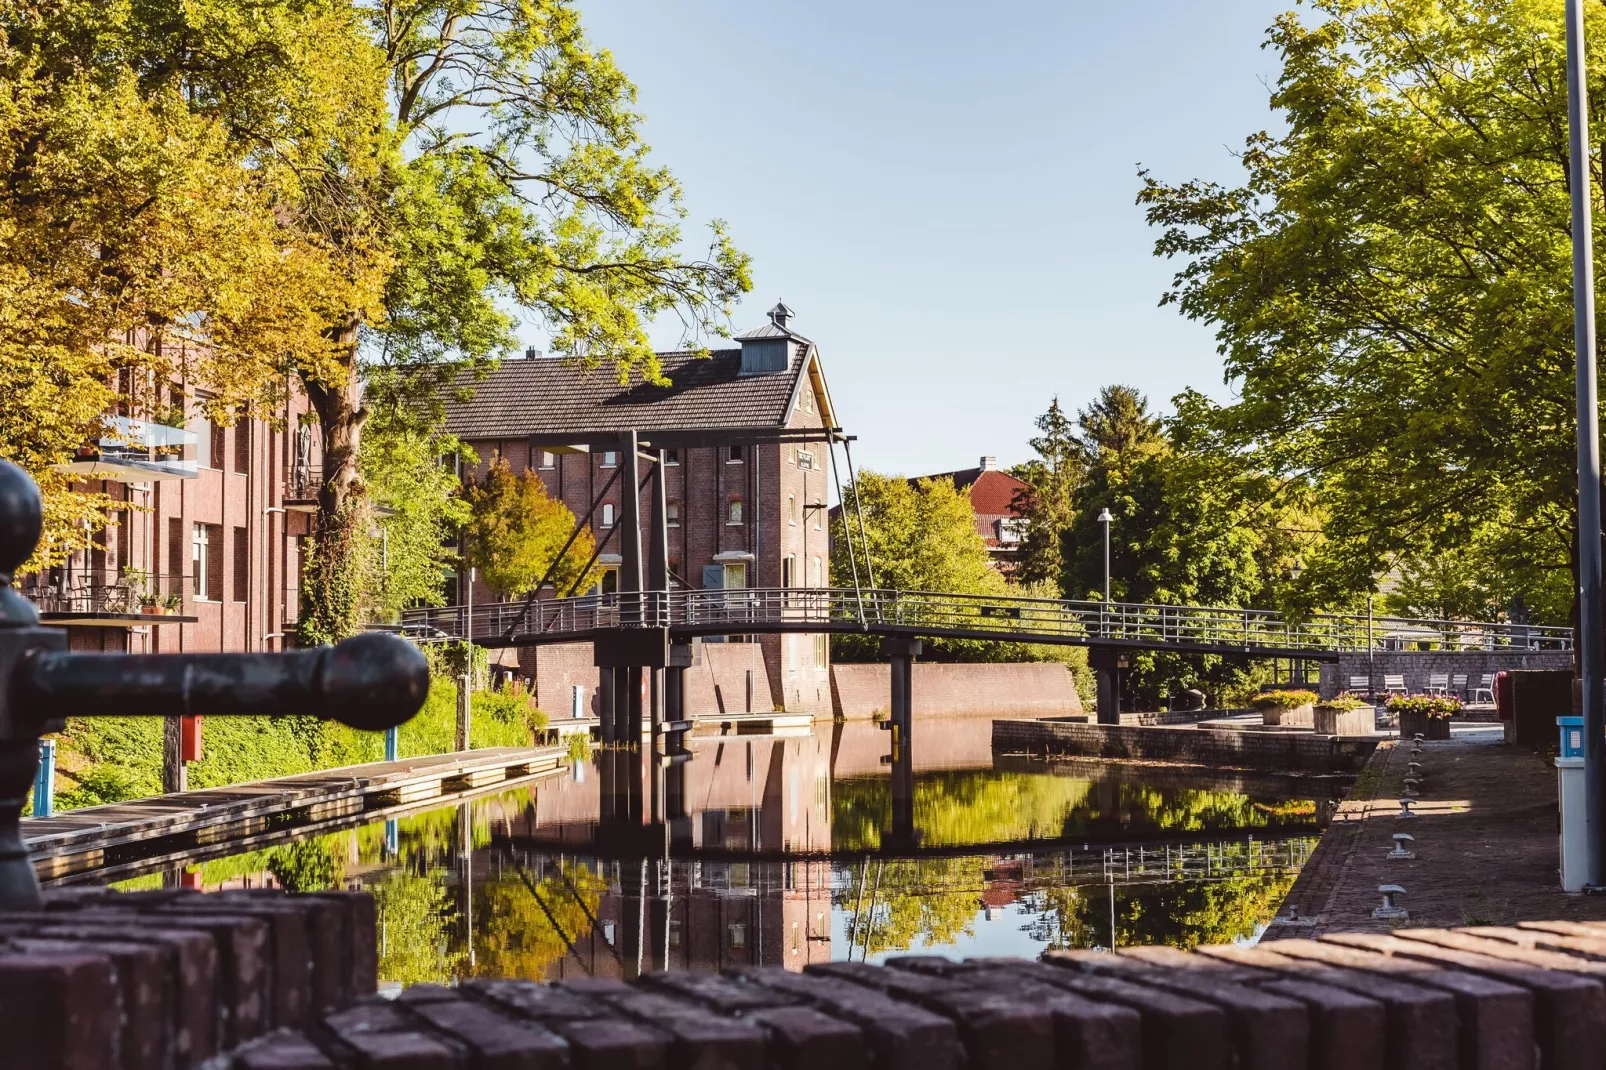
[{"xmin": 0, "ymin": 459, "xmax": 429, "ymax": 909}]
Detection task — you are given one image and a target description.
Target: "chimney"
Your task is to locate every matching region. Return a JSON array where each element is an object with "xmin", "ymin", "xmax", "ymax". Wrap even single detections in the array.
[
  {"xmin": 979, "ymin": 456, "xmax": 998, "ymax": 471},
  {"xmin": 524, "ymin": 346, "xmax": 541, "ymax": 359}
]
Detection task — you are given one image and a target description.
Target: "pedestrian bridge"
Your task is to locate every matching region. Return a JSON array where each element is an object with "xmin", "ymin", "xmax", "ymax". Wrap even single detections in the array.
[{"xmin": 398, "ymin": 587, "xmax": 1572, "ymax": 660}]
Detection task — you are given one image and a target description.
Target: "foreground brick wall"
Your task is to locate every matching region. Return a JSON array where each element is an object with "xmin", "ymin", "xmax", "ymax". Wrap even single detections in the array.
[
  {"xmin": 1320, "ymin": 650, "xmax": 1572, "ymax": 697},
  {"xmin": 213, "ymin": 927, "xmax": 1606, "ymax": 1070},
  {"xmin": 992, "ymin": 718, "xmax": 1377, "ymax": 772},
  {"xmin": 832, "ymin": 662, "xmax": 1082, "ymax": 719}
]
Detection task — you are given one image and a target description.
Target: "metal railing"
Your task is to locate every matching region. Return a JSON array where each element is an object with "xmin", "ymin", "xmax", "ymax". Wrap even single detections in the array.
[
  {"xmin": 284, "ymin": 464, "xmax": 322, "ymax": 500},
  {"xmin": 399, "ymin": 586, "xmax": 1575, "ymax": 654},
  {"xmin": 24, "ymin": 572, "xmax": 190, "ymax": 617}
]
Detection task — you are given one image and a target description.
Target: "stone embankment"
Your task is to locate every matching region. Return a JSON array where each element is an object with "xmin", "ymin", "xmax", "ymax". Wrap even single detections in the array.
[
  {"xmin": 992, "ymin": 718, "xmax": 1377, "ymax": 773},
  {"xmin": 23, "ymin": 884, "xmax": 1606, "ymax": 1067}
]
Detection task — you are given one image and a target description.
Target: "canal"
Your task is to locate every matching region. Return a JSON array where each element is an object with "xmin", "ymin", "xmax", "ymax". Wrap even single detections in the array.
[{"xmin": 56, "ymin": 717, "xmax": 1341, "ymax": 985}]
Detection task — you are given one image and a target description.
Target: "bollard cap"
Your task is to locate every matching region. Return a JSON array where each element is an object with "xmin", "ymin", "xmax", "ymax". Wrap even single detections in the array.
[
  {"xmin": 318, "ymin": 633, "xmax": 431, "ymax": 731},
  {"xmin": 1392, "ymin": 832, "xmax": 1414, "ymax": 843},
  {"xmin": 1379, "ymin": 883, "xmax": 1406, "ymax": 895}
]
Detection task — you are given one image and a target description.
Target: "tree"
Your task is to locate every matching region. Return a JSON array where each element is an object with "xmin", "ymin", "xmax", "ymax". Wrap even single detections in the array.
[
  {"xmin": 1010, "ymin": 397, "xmax": 1082, "ymax": 588},
  {"xmin": 464, "ymin": 458, "xmax": 599, "ymax": 598},
  {"xmin": 1138, "ymin": 0, "xmax": 1599, "ymax": 625},
  {"xmin": 290, "ymin": 0, "xmax": 753, "ymax": 642}
]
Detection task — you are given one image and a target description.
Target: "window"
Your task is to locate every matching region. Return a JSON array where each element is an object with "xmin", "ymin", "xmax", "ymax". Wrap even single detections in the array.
[
  {"xmin": 782, "ymin": 555, "xmax": 796, "ymax": 588},
  {"xmin": 233, "ymin": 418, "xmax": 250, "ymax": 474},
  {"xmin": 601, "ymin": 569, "xmax": 619, "ymax": 595},
  {"xmin": 193, "ymin": 523, "xmax": 222, "ymax": 600},
  {"xmin": 601, "ymin": 450, "xmax": 618, "ymax": 468},
  {"xmin": 726, "ymin": 497, "xmax": 743, "ymax": 525},
  {"xmin": 814, "ymin": 633, "xmax": 828, "ymax": 668},
  {"xmin": 727, "ymin": 444, "xmax": 744, "ymax": 464},
  {"xmin": 538, "ymin": 450, "xmax": 556, "ymax": 469},
  {"xmin": 728, "ymin": 923, "xmax": 746, "ymax": 949},
  {"xmin": 665, "ymin": 449, "xmax": 680, "ymax": 465},
  {"xmin": 666, "ymin": 500, "xmax": 681, "ymax": 528},
  {"xmin": 600, "ymin": 503, "xmax": 615, "ymax": 527},
  {"xmin": 811, "ymin": 555, "xmax": 822, "ymax": 587},
  {"xmin": 788, "ymin": 495, "xmax": 798, "ymax": 526},
  {"xmin": 232, "ymin": 526, "xmax": 249, "ymax": 602},
  {"xmin": 997, "ymin": 517, "xmax": 1026, "ymax": 545},
  {"xmin": 208, "ymin": 417, "xmax": 225, "ymax": 470},
  {"xmin": 801, "ymin": 389, "xmax": 814, "ymax": 414}
]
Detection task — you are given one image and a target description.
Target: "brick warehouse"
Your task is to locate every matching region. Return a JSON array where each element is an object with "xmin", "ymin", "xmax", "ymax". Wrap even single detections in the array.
[
  {"xmin": 442, "ymin": 303, "xmax": 839, "ymax": 714},
  {"xmin": 21, "ymin": 367, "xmax": 322, "ymax": 656}
]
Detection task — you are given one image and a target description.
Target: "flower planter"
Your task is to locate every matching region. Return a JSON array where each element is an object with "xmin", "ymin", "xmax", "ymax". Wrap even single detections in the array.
[
  {"xmin": 1314, "ymin": 705, "xmax": 1374, "ymax": 736},
  {"xmin": 1261, "ymin": 702, "xmax": 1314, "ymax": 727},
  {"xmin": 140, "ymin": 605, "xmax": 168, "ymax": 616},
  {"xmin": 1399, "ymin": 709, "xmax": 1451, "ymax": 741}
]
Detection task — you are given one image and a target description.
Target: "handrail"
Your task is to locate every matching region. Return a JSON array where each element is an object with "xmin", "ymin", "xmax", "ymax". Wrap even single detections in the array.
[{"xmin": 397, "ymin": 587, "xmax": 1574, "ymax": 654}]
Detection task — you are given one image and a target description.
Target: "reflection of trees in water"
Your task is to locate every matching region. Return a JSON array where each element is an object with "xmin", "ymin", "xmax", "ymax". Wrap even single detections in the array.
[
  {"xmin": 833, "ymin": 768, "xmax": 1317, "ymax": 850},
  {"xmin": 836, "ymin": 858, "xmax": 988, "ymax": 957},
  {"xmin": 1020, "ymin": 871, "xmax": 1299, "ymax": 951},
  {"xmin": 376, "ymin": 867, "xmax": 463, "ymax": 985},
  {"xmin": 469, "ymin": 863, "xmax": 607, "ymax": 980}
]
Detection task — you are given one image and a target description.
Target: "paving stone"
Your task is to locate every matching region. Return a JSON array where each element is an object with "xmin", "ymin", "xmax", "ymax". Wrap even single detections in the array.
[
  {"xmin": 325, "ymin": 1001, "xmax": 415, "ymax": 1036},
  {"xmin": 172, "ymin": 898, "xmax": 317, "ymax": 1028},
  {"xmin": 137, "ymin": 910, "xmax": 273, "ymax": 1048},
  {"xmin": 730, "ymin": 965, "xmax": 963, "ymax": 1070},
  {"xmin": 9, "ymin": 936, "xmax": 171, "ymax": 1070},
  {"xmin": 744, "ymin": 1005, "xmax": 869, "ymax": 1070},
  {"xmin": 809, "ymin": 960, "xmax": 1055, "ymax": 1070},
  {"xmin": 551, "ymin": 1016, "xmax": 671, "ymax": 1070},
  {"xmin": 1486, "ymin": 923, "xmax": 1606, "ymax": 961},
  {"xmin": 407, "ymin": 997, "xmax": 570, "ymax": 1070},
  {"xmin": 230, "ymin": 1033, "xmax": 341, "ymax": 1070},
  {"xmin": 888, "ymin": 957, "xmax": 1141, "ymax": 1070},
  {"xmin": 394, "ymin": 984, "xmax": 462, "ymax": 1005},
  {"xmin": 463, "ymin": 979, "xmax": 611, "ymax": 1022},
  {"xmin": 1261, "ymin": 939, "xmax": 1533, "ymax": 1070},
  {"xmin": 1327, "ymin": 931, "xmax": 1606, "ymax": 1070},
  {"xmin": 640, "ymin": 969, "xmax": 799, "ymax": 1012},
  {"xmin": 1045, "ymin": 948, "xmax": 1308, "ymax": 1070},
  {"xmin": 17, "ymin": 919, "xmax": 221, "ymax": 1067},
  {"xmin": 305, "ymin": 891, "xmax": 378, "ymax": 1002},
  {"xmin": 334, "ymin": 1031, "xmax": 458, "ymax": 1069},
  {"xmin": 1197, "ymin": 944, "xmax": 1458, "ymax": 1070},
  {"xmin": 977, "ymin": 956, "xmax": 1230, "ymax": 1070},
  {"xmin": 0, "ymin": 950, "xmax": 119, "ymax": 1070}
]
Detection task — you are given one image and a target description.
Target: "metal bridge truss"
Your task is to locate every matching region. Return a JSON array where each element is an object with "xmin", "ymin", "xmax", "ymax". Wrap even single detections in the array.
[{"xmin": 399, "ymin": 587, "xmax": 1573, "ymax": 659}]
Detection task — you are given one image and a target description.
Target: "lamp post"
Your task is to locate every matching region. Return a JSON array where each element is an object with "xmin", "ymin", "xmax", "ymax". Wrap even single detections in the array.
[
  {"xmin": 1097, "ymin": 508, "xmax": 1114, "ymax": 604},
  {"xmin": 1565, "ymin": 0, "xmax": 1606, "ymax": 887}
]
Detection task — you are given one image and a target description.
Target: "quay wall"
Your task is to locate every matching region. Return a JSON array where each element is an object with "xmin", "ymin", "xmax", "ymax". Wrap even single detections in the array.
[
  {"xmin": 1319, "ymin": 649, "xmax": 1571, "ymax": 697},
  {"xmin": 831, "ymin": 661, "xmax": 1082, "ymax": 720},
  {"xmin": 992, "ymin": 718, "xmax": 1377, "ymax": 772}
]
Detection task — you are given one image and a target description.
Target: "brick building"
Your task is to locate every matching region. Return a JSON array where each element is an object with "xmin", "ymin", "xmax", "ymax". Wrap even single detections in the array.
[
  {"xmin": 442, "ymin": 304, "xmax": 840, "ymax": 714},
  {"xmin": 23, "ymin": 382, "xmax": 321, "ymax": 654},
  {"xmin": 911, "ymin": 456, "xmax": 1030, "ymax": 571}
]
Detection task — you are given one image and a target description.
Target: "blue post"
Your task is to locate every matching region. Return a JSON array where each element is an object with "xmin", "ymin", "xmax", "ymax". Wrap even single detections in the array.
[
  {"xmin": 32, "ymin": 739, "xmax": 54, "ymax": 818},
  {"xmin": 384, "ymin": 725, "xmax": 398, "ymax": 763},
  {"xmin": 384, "ymin": 818, "xmax": 398, "ymax": 856}
]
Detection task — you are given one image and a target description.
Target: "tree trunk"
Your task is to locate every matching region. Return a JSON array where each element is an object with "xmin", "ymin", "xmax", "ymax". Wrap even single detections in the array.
[{"xmin": 297, "ymin": 315, "xmax": 369, "ymax": 646}]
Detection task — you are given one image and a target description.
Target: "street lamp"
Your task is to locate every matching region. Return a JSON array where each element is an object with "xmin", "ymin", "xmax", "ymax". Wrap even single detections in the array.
[
  {"xmin": 1097, "ymin": 508, "xmax": 1114, "ymax": 604},
  {"xmin": 1565, "ymin": 0, "xmax": 1606, "ymax": 887}
]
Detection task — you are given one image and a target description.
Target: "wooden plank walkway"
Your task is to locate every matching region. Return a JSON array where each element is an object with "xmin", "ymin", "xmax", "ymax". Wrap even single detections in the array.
[{"xmin": 24, "ymin": 746, "xmax": 565, "ymax": 880}]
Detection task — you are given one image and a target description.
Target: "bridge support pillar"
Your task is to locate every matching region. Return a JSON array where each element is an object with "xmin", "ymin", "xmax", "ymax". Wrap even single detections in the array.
[
  {"xmin": 1090, "ymin": 646, "xmax": 1127, "ymax": 726},
  {"xmin": 881, "ymin": 637, "xmax": 921, "ymax": 846}
]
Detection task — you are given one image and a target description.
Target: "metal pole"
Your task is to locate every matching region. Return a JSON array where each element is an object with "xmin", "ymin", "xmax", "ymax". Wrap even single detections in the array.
[
  {"xmin": 1567, "ymin": 0, "xmax": 1606, "ymax": 888},
  {"xmin": 1103, "ymin": 516, "xmax": 1111, "ymax": 603}
]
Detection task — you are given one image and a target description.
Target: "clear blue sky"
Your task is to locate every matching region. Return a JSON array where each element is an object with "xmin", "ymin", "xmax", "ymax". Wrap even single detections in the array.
[{"xmin": 570, "ymin": 0, "xmax": 1292, "ymax": 477}]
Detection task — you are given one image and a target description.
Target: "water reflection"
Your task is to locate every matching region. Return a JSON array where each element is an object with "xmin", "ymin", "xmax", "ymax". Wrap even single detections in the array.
[{"xmin": 83, "ymin": 718, "xmax": 1337, "ymax": 980}]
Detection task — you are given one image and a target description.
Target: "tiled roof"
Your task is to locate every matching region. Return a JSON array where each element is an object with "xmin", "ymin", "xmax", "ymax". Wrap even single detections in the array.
[
  {"xmin": 442, "ymin": 349, "xmax": 808, "ymax": 439},
  {"xmin": 914, "ymin": 467, "xmax": 1029, "ymax": 515}
]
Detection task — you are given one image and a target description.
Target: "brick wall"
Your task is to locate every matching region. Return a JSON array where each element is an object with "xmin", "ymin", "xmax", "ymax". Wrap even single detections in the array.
[
  {"xmin": 1319, "ymin": 650, "xmax": 1573, "ymax": 697},
  {"xmin": 516, "ymin": 640, "xmax": 777, "ymax": 719},
  {"xmin": 832, "ymin": 662, "xmax": 1083, "ymax": 719},
  {"xmin": 991, "ymin": 718, "xmax": 1377, "ymax": 772}
]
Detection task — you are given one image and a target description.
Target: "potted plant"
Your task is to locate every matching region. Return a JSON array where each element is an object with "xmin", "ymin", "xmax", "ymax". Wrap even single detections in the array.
[
  {"xmin": 162, "ymin": 592, "xmax": 183, "ymax": 614},
  {"xmin": 1314, "ymin": 693, "xmax": 1374, "ymax": 735},
  {"xmin": 138, "ymin": 593, "xmax": 165, "ymax": 615},
  {"xmin": 1387, "ymin": 695, "xmax": 1460, "ymax": 741},
  {"xmin": 1249, "ymin": 688, "xmax": 1319, "ymax": 727}
]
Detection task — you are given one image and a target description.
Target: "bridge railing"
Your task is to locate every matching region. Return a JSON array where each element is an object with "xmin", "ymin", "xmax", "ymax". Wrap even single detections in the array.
[{"xmin": 396, "ymin": 587, "xmax": 1574, "ymax": 653}]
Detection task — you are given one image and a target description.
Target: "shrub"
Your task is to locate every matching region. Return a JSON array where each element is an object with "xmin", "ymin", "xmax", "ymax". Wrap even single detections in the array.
[
  {"xmin": 1386, "ymin": 695, "xmax": 1462, "ymax": 719},
  {"xmin": 1247, "ymin": 689, "xmax": 1318, "ymax": 711},
  {"xmin": 1315, "ymin": 693, "xmax": 1371, "ymax": 712}
]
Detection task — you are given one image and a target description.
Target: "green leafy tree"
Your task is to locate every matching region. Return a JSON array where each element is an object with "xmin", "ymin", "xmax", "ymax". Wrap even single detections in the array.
[
  {"xmin": 465, "ymin": 457, "xmax": 600, "ymax": 598},
  {"xmin": 1010, "ymin": 397, "xmax": 1082, "ymax": 588},
  {"xmin": 1139, "ymin": 0, "xmax": 1601, "ymax": 624}
]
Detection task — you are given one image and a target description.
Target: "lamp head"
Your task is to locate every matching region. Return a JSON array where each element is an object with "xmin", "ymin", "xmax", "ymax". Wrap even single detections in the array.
[{"xmin": 1096, "ymin": 508, "xmax": 1114, "ymax": 523}]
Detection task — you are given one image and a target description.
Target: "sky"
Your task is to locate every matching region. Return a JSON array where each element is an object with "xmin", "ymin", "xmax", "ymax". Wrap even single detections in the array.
[{"xmin": 568, "ymin": 0, "xmax": 1294, "ymax": 477}]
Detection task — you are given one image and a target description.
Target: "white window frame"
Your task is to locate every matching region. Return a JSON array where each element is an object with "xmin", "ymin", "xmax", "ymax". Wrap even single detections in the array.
[
  {"xmin": 600, "ymin": 503, "xmax": 616, "ymax": 527},
  {"xmin": 788, "ymin": 494, "xmax": 798, "ymax": 526},
  {"xmin": 666, "ymin": 500, "xmax": 681, "ymax": 528},
  {"xmin": 601, "ymin": 450, "xmax": 618, "ymax": 468},
  {"xmin": 727, "ymin": 444, "xmax": 745, "ymax": 464},
  {"xmin": 727, "ymin": 497, "xmax": 743, "ymax": 525},
  {"xmin": 539, "ymin": 450, "xmax": 556, "ymax": 469},
  {"xmin": 191, "ymin": 523, "xmax": 212, "ymax": 600}
]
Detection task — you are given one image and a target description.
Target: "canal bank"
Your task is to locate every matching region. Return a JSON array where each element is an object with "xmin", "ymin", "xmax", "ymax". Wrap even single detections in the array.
[
  {"xmin": 992, "ymin": 718, "xmax": 1378, "ymax": 773},
  {"xmin": 1265, "ymin": 727, "xmax": 1606, "ymax": 937}
]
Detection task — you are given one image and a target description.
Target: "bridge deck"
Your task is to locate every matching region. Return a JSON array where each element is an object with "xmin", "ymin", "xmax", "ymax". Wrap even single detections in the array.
[{"xmin": 398, "ymin": 587, "xmax": 1571, "ymax": 660}]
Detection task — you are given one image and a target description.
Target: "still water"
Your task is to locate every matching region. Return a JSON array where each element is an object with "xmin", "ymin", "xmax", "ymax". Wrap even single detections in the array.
[{"xmin": 71, "ymin": 718, "xmax": 1338, "ymax": 984}]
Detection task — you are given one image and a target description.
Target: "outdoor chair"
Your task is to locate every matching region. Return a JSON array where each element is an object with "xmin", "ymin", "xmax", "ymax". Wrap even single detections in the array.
[
  {"xmin": 1383, "ymin": 674, "xmax": 1408, "ymax": 696},
  {"xmin": 1426, "ymin": 673, "xmax": 1449, "ymax": 696},
  {"xmin": 1450, "ymin": 673, "xmax": 1468, "ymax": 698},
  {"xmin": 1472, "ymin": 673, "xmax": 1495, "ymax": 704},
  {"xmin": 1347, "ymin": 674, "xmax": 1371, "ymax": 698}
]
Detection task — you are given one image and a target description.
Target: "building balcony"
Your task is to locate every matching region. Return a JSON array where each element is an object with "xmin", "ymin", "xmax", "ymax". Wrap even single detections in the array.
[
  {"xmin": 53, "ymin": 416, "xmax": 198, "ymax": 482},
  {"xmin": 24, "ymin": 571, "xmax": 197, "ymax": 627},
  {"xmin": 284, "ymin": 465, "xmax": 321, "ymax": 512}
]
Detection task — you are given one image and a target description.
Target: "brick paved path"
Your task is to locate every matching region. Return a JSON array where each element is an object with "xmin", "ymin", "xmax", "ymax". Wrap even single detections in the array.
[{"xmin": 1267, "ymin": 728, "xmax": 1606, "ymax": 938}]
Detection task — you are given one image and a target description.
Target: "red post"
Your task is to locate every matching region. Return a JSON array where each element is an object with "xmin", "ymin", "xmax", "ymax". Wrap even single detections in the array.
[{"xmin": 180, "ymin": 715, "xmax": 203, "ymax": 763}]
